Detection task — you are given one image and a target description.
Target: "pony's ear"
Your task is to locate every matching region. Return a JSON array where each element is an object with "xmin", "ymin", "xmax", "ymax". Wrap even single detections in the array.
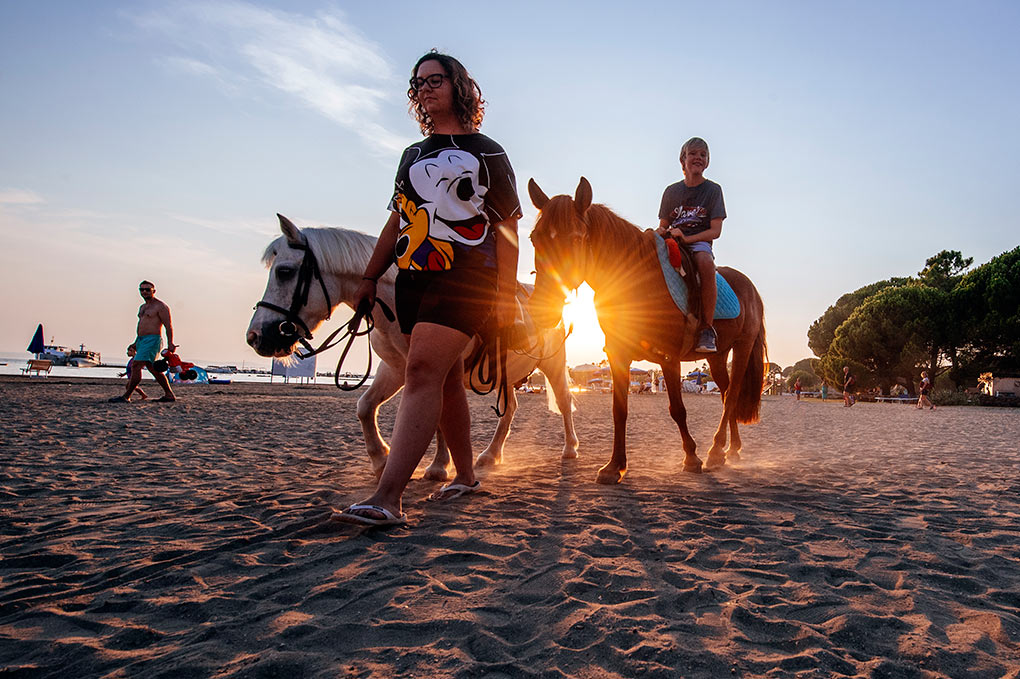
[
  {"xmin": 528, "ymin": 178, "xmax": 550, "ymax": 210},
  {"xmin": 574, "ymin": 177, "xmax": 592, "ymax": 215},
  {"xmin": 278, "ymin": 214, "xmax": 304, "ymax": 245}
]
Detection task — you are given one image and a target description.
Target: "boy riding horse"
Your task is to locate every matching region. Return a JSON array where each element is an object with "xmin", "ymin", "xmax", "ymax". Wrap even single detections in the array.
[{"xmin": 656, "ymin": 137, "xmax": 726, "ymax": 353}]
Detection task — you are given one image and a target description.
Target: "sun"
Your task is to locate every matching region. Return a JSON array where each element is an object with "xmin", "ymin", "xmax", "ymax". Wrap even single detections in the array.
[{"xmin": 561, "ymin": 284, "xmax": 606, "ymax": 361}]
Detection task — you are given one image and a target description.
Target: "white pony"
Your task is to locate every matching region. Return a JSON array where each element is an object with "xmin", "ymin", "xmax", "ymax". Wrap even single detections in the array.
[{"xmin": 246, "ymin": 215, "xmax": 579, "ymax": 481}]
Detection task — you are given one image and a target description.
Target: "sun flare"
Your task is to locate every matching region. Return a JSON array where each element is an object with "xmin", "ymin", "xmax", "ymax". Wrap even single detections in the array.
[{"xmin": 562, "ymin": 284, "xmax": 606, "ymax": 361}]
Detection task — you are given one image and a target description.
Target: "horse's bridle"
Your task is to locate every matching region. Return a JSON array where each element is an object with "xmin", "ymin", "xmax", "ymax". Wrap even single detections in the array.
[
  {"xmin": 535, "ymin": 203, "xmax": 591, "ymax": 297},
  {"xmin": 254, "ymin": 239, "xmax": 333, "ymax": 354},
  {"xmin": 253, "ymin": 237, "xmax": 396, "ymax": 391}
]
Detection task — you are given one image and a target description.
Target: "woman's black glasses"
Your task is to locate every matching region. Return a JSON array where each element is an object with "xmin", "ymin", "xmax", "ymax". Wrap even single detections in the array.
[{"xmin": 409, "ymin": 73, "xmax": 447, "ymax": 92}]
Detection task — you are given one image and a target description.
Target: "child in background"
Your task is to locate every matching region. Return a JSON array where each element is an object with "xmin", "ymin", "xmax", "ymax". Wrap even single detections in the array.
[{"xmin": 118, "ymin": 345, "xmax": 148, "ymax": 401}]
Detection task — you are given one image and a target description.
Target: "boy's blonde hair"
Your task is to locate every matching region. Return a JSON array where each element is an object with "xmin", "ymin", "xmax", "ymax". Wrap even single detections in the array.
[{"xmin": 679, "ymin": 137, "xmax": 710, "ymax": 164}]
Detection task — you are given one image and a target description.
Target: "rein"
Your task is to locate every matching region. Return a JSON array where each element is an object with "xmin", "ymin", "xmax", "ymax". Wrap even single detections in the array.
[
  {"xmin": 254, "ymin": 238, "xmax": 393, "ymax": 391},
  {"xmin": 467, "ymin": 326, "xmax": 513, "ymax": 417},
  {"xmin": 295, "ymin": 297, "xmax": 394, "ymax": 391}
]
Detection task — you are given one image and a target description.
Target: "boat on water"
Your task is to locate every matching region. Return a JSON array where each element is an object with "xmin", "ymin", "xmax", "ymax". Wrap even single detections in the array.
[
  {"xmin": 26, "ymin": 325, "xmax": 101, "ymax": 367},
  {"xmin": 37, "ymin": 343, "xmax": 102, "ymax": 367}
]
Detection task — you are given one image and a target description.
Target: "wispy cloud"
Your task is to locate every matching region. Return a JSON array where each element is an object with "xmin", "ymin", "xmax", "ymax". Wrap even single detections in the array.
[
  {"xmin": 163, "ymin": 56, "xmax": 221, "ymax": 78},
  {"xmin": 133, "ymin": 1, "xmax": 411, "ymax": 154},
  {"xmin": 0, "ymin": 188, "xmax": 44, "ymax": 206},
  {"xmin": 169, "ymin": 213, "xmax": 277, "ymax": 238}
]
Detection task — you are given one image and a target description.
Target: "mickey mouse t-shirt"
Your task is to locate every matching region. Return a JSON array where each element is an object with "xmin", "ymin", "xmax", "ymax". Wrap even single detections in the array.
[{"xmin": 388, "ymin": 133, "xmax": 521, "ymax": 271}]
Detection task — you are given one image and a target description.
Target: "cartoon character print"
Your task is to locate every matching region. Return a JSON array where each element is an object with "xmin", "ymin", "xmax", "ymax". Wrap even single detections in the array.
[
  {"xmin": 394, "ymin": 192, "xmax": 454, "ymax": 271},
  {"xmin": 395, "ymin": 149, "xmax": 490, "ymax": 271}
]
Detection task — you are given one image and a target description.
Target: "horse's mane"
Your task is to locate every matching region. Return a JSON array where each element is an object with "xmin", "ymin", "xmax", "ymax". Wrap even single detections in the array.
[
  {"xmin": 583, "ymin": 203, "xmax": 653, "ymax": 260},
  {"xmin": 262, "ymin": 227, "xmax": 393, "ymax": 281}
]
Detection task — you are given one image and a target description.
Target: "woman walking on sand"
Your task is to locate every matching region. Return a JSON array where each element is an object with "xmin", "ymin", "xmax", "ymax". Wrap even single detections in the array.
[
  {"xmin": 917, "ymin": 371, "xmax": 936, "ymax": 410},
  {"xmin": 842, "ymin": 366, "xmax": 856, "ymax": 407},
  {"xmin": 337, "ymin": 51, "xmax": 521, "ymax": 526}
]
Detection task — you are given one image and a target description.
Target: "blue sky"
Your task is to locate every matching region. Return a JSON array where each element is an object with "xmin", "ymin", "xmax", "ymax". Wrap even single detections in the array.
[{"xmin": 2, "ymin": 1, "xmax": 1018, "ymax": 370}]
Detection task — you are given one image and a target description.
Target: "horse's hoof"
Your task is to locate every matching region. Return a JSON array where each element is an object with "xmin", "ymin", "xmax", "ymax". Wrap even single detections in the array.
[
  {"xmin": 370, "ymin": 459, "xmax": 388, "ymax": 480},
  {"xmin": 475, "ymin": 452, "xmax": 501, "ymax": 468},
  {"xmin": 704, "ymin": 454, "xmax": 726, "ymax": 471},
  {"xmin": 423, "ymin": 465, "xmax": 450, "ymax": 482},
  {"xmin": 596, "ymin": 466, "xmax": 626, "ymax": 484},
  {"xmin": 726, "ymin": 450, "xmax": 742, "ymax": 463},
  {"xmin": 561, "ymin": 447, "xmax": 579, "ymax": 460},
  {"xmin": 684, "ymin": 459, "xmax": 704, "ymax": 474}
]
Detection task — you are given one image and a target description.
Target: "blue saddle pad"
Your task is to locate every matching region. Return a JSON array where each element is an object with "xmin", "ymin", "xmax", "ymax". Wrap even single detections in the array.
[{"xmin": 652, "ymin": 233, "xmax": 740, "ymax": 320}]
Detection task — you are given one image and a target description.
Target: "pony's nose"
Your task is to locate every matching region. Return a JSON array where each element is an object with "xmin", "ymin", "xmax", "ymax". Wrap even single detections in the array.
[{"xmin": 246, "ymin": 329, "xmax": 259, "ymax": 347}]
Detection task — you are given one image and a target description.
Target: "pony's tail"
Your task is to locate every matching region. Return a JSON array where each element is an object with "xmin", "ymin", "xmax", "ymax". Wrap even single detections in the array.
[{"xmin": 735, "ymin": 318, "xmax": 767, "ymax": 424}]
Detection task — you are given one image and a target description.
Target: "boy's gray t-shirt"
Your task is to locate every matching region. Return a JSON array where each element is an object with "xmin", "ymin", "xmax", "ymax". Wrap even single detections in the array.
[{"xmin": 658, "ymin": 179, "xmax": 726, "ymax": 238}]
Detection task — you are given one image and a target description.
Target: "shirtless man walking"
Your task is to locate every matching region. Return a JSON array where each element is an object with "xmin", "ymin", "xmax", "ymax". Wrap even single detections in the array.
[{"xmin": 109, "ymin": 280, "xmax": 177, "ymax": 402}]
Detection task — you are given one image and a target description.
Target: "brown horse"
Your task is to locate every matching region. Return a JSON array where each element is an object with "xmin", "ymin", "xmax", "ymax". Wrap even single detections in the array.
[{"xmin": 528, "ymin": 177, "xmax": 766, "ymax": 483}]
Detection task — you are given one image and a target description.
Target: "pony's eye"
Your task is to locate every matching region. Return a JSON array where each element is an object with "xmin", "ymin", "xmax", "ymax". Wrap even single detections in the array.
[{"xmin": 276, "ymin": 267, "xmax": 296, "ymax": 282}]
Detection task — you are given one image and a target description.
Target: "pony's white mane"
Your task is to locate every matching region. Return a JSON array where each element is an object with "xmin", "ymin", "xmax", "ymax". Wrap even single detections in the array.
[{"xmin": 262, "ymin": 227, "xmax": 393, "ymax": 281}]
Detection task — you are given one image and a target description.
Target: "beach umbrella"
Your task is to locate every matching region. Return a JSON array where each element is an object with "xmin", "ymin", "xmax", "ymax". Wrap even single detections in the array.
[{"xmin": 27, "ymin": 324, "xmax": 45, "ymax": 355}]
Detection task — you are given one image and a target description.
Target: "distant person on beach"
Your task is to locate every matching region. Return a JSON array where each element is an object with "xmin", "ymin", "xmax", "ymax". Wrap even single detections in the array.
[
  {"xmin": 842, "ymin": 366, "xmax": 856, "ymax": 407},
  {"xmin": 820, "ymin": 379, "xmax": 828, "ymax": 401},
  {"xmin": 117, "ymin": 344, "xmax": 148, "ymax": 400},
  {"xmin": 656, "ymin": 137, "xmax": 726, "ymax": 353},
  {"xmin": 109, "ymin": 280, "xmax": 177, "ymax": 403},
  {"xmin": 340, "ymin": 50, "xmax": 521, "ymax": 527},
  {"xmin": 917, "ymin": 371, "xmax": 936, "ymax": 410},
  {"xmin": 794, "ymin": 377, "xmax": 802, "ymax": 401}
]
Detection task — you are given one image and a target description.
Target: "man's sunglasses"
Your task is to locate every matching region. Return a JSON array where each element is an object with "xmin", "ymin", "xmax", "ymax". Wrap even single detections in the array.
[{"xmin": 409, "ymin": 73, "xmax": 447, "ymax": 92}]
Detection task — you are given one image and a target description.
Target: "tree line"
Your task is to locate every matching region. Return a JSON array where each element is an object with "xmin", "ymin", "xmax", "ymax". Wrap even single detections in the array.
[{"xmin": 805, "ymin": 248, "xmax": 1020, "ymax": 396}]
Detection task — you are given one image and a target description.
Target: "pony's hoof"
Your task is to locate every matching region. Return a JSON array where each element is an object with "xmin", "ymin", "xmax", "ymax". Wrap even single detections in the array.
[
  {"xmin": 684, "ymin": 458, "xmax": 704, "ymax": 473},
  {"xmin": 369, "ymin": 457, "xmax": 388, "ymax": 480},
  {"xmin": 704, "ymin": 454, "xmax": 726, "ymax": 471},
  {"xmin": 423, "ymin": 465, "xmax": 450, "ymax": 482},
  {"xmin": 596, "ymin": 466, "xmax": 626, "ymax": 484},
  {"xmin": 475, "ymin": 452, "xmax": 501, "ymax": 468}
]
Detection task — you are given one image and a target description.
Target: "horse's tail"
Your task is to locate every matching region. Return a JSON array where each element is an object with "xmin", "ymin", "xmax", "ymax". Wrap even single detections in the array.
[{"xmin": 735, "ymin": 316, "xmax": 767, "ymax": 424}]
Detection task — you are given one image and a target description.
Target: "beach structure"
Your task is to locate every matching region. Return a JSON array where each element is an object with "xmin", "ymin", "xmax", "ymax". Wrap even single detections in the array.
[{"xmin": 979, "ymin": 373, "xmax": 1020, "ymax": 397}]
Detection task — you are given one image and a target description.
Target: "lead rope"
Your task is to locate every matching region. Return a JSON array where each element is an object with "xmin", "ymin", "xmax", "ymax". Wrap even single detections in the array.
[
  {"xmin": 294, "ymin": 298, "xmax": 395, "ymax": 391},
  {"xmin": 467, "ymin": 326, "xmax": 511, "ymax": 417}
]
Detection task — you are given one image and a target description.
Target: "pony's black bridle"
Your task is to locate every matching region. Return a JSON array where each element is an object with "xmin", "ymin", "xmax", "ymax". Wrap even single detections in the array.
[
  {"xmin": 254, "ymin": 239, "xmax": 333, "ymax": 352},
  {"xmin": 253, "ymin": 238, "xmax": 395, "ymax": 390}
]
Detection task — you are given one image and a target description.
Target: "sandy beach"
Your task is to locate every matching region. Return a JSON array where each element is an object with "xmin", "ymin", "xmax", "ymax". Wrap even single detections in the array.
[{"xmin": 1, "ymin": 375, "xmax": 1018, "ymax": 678}]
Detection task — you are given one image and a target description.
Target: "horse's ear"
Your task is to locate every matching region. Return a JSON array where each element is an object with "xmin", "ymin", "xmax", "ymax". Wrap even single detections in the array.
[
  {"xmin": 574, "ymin": 177, "xmax": 592, "ymax": 215},
  {"xmin": 278, "ymin": 214, "xmax": 304, "ymax": 245},
  {"xmin": 528, "ymin": 178, "xmax": 550, "ymax": 210}
]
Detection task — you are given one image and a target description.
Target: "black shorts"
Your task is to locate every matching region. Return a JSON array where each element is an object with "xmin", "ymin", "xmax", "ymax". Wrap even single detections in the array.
[{"xmin": 395, "ymin": 267, "xmax": 498, "ymax": 337}]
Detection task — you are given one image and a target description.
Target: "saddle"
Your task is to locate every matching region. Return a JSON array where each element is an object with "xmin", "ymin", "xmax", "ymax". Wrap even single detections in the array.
[
  {"xmin": 664, "ymin": 237, "xmax": 701, "ymax": 321},
  {"xmin": 651, "ymin": 232, "xmax": 741, "ymax": 321}
]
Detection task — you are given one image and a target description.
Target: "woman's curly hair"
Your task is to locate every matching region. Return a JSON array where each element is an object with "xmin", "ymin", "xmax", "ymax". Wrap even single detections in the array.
[{"xmin": 408, "ymin": 50, "xmax": 485, "ymax": 135}]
